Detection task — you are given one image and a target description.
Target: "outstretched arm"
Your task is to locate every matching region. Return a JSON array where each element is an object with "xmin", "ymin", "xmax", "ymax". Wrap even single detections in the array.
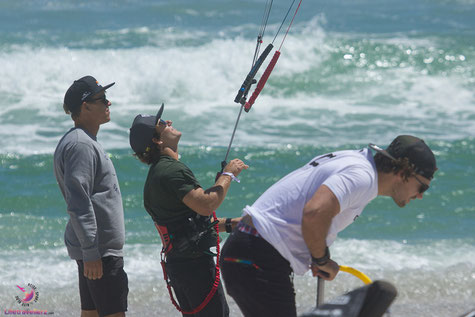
[
  {"xmin": 183, "ymin": 159, "xmax": 248, "ymax": 216},
  {"xmin": 216, "ymin": 217, "xmax": 242, "ymax": 233}
]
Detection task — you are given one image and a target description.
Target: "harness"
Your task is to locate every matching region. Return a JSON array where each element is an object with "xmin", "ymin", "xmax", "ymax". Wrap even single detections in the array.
[{"xmin": 155, "ymin": 212, "xmax": 221, "ymax": 315}]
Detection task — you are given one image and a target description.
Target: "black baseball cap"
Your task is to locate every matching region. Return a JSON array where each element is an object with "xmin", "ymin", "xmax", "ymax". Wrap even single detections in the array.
[
  {"xmin": 129, "ymin": 104, "xmax": 165, "ymax": 154},
  {"xmin": 369, "ymin": 135, "xmax": 437, "ymax": 179},
  {"xmin": 64, "ymin": 75, "xmax": 115, "ymax": 113}
]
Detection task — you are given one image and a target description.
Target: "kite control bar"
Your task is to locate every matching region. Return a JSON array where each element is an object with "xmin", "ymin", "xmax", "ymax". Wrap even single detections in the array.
[
  {"xmin": 234, "ymin": 43, "xmax": 274, "ymax": 106},
  {"xmin": 244, "ymin": 50, "xmax": 281, "ymax": 112}
]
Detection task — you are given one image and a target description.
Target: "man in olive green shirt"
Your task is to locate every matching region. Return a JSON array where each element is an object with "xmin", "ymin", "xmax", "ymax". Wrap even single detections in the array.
[{"xmin": 129, "ymin": 104, "xmax": 247, "ymax": 316}]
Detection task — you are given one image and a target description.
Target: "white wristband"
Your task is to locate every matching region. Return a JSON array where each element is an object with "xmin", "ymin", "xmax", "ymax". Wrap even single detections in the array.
[{"xmin": 221, "ymin": 172, "xmax": 240, "ymax": 183}]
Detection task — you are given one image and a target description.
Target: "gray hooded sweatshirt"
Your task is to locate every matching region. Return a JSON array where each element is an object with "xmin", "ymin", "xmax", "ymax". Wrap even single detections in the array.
[{"xmin": 54, "ymin": 128, "xmax": 125, "ymax": 261}]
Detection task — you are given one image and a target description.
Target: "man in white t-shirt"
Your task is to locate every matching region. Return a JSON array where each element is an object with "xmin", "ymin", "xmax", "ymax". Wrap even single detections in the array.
[{"xmin": 220, "ymin": 135, "xmax": 437, "ymax": 317}]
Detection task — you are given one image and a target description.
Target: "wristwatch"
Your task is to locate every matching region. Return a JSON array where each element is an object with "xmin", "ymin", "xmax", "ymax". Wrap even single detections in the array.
[
  {"xmin": 311, "ymin": 247, "xmax": 330, "ymax": 266},
  {"xmin": 225, "ymin": 218, "xmax": 233, "ymax": 233}
]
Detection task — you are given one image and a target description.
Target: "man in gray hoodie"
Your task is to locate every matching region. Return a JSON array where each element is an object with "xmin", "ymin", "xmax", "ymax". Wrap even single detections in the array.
[{"xmin": 54, "ymin": 76, "xmax": 128, "ymax": 317}]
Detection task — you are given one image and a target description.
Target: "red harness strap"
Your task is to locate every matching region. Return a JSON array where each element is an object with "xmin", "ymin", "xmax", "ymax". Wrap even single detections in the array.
[
  {"xmin": 155, "ymin": 223, "xmax": 173, "ymax": 254},
  {"xmin": 155, "ymin": 212, "xmax": 221, "ymax": 315}
]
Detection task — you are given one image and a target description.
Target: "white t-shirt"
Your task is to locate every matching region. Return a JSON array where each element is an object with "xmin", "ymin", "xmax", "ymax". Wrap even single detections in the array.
[{"xmin": 244, "ymin": 148, "xmax": 378, "ymax": 275}]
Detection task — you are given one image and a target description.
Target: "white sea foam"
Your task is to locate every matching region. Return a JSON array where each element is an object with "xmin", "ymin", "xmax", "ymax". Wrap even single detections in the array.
[{"xmin": 0, "ymin": 20, "xmax": 474, "ymax": 154}]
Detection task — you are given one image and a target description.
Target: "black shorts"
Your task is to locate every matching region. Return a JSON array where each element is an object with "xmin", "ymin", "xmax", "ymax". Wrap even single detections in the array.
[
  {"xmin": 76, "ymin": 256, "xmax": 128, "ymax": 317},
  {"xmin": 220, "ymin": 230, "xmax": 296, "ymax": 317},
  {"xmin": 165, "ymin": 255, "xmax": 229, "ymax": 317}
]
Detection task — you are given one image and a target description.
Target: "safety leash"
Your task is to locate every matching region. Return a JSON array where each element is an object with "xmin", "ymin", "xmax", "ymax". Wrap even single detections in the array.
[{"xmin": 158, "ymin": 212, "xmax": 221, "ymax": 315}]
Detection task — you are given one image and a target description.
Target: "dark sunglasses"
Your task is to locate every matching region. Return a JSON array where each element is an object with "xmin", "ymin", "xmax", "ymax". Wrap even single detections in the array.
[
  {"xmin": 413, "ymin": 174, "xmax": 430, "ymax": 194},
  {"xmin": 157, "ymin": 119, "xmax": 167, "ymax": 126},
  {"xmin": 88, "ymin": 94, "xmax": 108, "ymax": 105}
]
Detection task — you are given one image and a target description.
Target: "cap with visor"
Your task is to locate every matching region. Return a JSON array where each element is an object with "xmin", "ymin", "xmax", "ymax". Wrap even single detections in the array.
[
  {"xmin": 129, "ymin": 104, "xmax": 165, "ymax": 154},
  {"xmin": 369, "ymin": 135, "xmax": 437, "ymax": 180},
  {"xmin": 64, "ymin": 75, "xmax": 115, "ymax": 113}
]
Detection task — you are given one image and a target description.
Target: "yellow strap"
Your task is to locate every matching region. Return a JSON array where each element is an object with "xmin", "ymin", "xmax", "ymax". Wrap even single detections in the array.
[{"xmin": 339, "ymin": 265, "xmax": 372, "ymax": 285}]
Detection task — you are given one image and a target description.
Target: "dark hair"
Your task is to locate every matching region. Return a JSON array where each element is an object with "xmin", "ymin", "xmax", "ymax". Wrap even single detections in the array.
[
  {"xmin": 374, "ymin": 153, "xmax": 415, "ymax": 181},
  {"xmin": 63, "ymin": 103, "xmax": 82, "ymax": 119},
  {"xmin": 133, "ymin": 132, "xmax": 161, "ymax": 165}
]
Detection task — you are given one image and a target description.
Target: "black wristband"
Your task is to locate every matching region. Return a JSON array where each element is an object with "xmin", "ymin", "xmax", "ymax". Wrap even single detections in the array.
[
  {"xmin": 225, "ymin": 218, "xmax": 233, "ymax": 233},
  {"xmin": 311, "ymin": 247, "xmax": 330, "ymax": 266}
]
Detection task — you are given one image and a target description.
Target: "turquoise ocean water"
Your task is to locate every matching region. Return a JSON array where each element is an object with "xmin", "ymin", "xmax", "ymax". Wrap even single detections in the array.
[{"xmin": 0, "ymin": 0, "xmax": 474, "ymax": 316}]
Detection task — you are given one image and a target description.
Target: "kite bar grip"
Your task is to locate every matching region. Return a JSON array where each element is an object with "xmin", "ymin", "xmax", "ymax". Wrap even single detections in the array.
[
  {"xmin": 234, "ymin": 44, "xmax": 274, "ymax": 104},
  {"xmin": 339, "ymin": 265, "xmax": 372, "ymax": 285},
  {"xmin": 244, "ymin": 50, "xmax": 281, "ymax": 112}
]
